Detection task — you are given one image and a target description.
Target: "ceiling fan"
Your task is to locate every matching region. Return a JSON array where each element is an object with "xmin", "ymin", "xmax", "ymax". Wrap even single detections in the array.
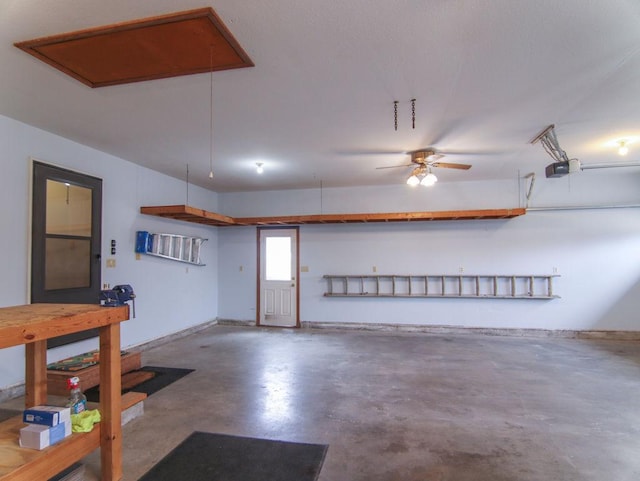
[{"xmin": 376, "ymin": 149, "xmax": 472, "ymax": 186}]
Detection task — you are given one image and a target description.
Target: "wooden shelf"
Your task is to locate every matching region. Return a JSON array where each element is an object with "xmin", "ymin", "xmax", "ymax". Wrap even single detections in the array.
[
  {"xmin": 0, "ymin": 391, "xmax": 146, "ymax": 481},
  {"xmin": 0, "ymin": 415, "xmax": 100, "ymax": 481},
  {"xmin": 140, "ymin": 204, "xmax": 526, "ymax": 227}
]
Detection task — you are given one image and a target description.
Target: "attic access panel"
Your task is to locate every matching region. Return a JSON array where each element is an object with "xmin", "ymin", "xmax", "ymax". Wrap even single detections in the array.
[{"xmin": 14, "ymin": 7, "xmax": 254, "ymax": 88}]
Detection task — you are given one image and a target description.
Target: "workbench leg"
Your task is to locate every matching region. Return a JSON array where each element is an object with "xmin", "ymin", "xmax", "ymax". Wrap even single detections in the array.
[
  {"xmin": 99, "ymin": 323, "xmax": 122, "ymax": 481},
  {"xmin": 25, "ymin": 340, "xmax": 47, "ymax": 407}
]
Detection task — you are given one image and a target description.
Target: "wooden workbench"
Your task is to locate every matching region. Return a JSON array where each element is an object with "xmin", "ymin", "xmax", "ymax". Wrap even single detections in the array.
[{"xmin": 0, "ymin": 303, "xmax": 130, "ymax": 481}]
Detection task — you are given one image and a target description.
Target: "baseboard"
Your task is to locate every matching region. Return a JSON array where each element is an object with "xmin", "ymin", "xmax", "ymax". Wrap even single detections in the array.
[
  {"xmin": 0, "ymin": 382, "xmax": 25, "ymax": 404},
  {"xmin": 300, "ymin": 321, "xmax": 640, "ymax": 340},
  {"xmin": 128, "ymin": 318, "xmax": 219, "ymax": 351},
  {"xmin": 216, "ymin": 318, "xmax": 640, "ymax": 341},
  {"xmin": 216, "ymin": 318, "xmax": 256, "ymax": 327}
]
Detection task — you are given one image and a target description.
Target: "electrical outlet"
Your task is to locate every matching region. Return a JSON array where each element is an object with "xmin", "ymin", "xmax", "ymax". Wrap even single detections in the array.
[
  {"xmin": 372, "ymin": 266, "xmax": 377, "ymax": 273},
  {"xmin": 239, "ymin": 265, "xmax": 244, "ymax": 272},
  {"xmin": 552, "ymin": 267, "xmax": 558, "ymax": 274},
  {"xmin": 301, "ymin": 265, "xmax": 309, "ymax": 272},
  {"xmin": 135, "ymin": 253, "xmax": 141, "ymax": 260},
  {"xmin": 106, "ymin": 258, "xmax": 116, "ymax": 268},
  {"xmin": 459, "ymin": 267, "xmax": 464, "ymax": 273}
]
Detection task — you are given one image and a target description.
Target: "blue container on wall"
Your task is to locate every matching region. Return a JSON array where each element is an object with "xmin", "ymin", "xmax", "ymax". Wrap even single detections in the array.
[{"xmin": 135, "ymin": 231, "xmax": 152, "ymax": 253}]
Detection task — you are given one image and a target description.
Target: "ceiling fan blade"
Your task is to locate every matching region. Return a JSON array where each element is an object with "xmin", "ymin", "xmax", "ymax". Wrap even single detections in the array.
[
  {"xmin": 375, "ymin": 164, "xmax": 413, "ymax": 170},
  {"xmin": 430, "ymin": 161, "xmax": 472, "ymax": 170}
]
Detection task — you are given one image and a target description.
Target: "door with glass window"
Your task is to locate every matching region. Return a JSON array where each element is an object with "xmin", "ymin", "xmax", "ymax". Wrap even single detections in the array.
[
  {"xmin": 31, "ymin": 161, "xmax": 102, "ymax": 347},
  {"xmin": 258, "ymin": 228, "xmax": 299, "ymax": 327}
]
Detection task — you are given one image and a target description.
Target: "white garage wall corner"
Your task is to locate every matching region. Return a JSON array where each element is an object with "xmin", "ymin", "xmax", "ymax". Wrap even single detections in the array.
[
  {"xmin": 217, "ymin": 179, "xmax": 640, "ymax": 333},
  {"xmin": 217, "ymin": 227, "xmax": 258, "ymax": 321},
  {"xmin": 0, "ymin": 114, "xmax": 219, "ymax": 391}
]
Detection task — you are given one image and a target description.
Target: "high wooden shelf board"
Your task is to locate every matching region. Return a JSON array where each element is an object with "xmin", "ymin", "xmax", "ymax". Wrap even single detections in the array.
[{"xmin": 140, "ymin": 205, "xmax": 526, "ymax": 227}]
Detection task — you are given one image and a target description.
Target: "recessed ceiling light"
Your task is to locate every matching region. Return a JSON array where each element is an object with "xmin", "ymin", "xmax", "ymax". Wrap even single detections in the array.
[{"xmin": 618, "ymin": 140, "xmax": 629, "ymax": 156}]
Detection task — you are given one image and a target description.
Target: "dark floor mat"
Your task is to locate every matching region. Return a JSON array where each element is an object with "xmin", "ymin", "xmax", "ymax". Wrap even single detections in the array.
[
  {"xmin": 138, "ymin": 431, "xmax": 328, "ymax": 481},
  {"xmin": 84, "ymin": 366, "xmax": 194, "ymax": 402}
]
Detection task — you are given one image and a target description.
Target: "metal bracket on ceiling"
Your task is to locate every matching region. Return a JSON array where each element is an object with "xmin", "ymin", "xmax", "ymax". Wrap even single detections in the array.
[{"xmin": 530, "ymin": 124, "xmax": 571, "ymax": 164}]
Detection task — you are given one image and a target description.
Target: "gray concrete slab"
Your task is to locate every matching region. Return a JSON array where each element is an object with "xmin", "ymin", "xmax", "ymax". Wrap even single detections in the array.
[{"xmin": 5, "ymin": 325, "xmax": 640, "ymax": 480}]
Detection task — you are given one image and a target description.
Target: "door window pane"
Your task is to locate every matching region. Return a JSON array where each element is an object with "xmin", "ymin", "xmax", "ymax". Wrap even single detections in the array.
[
  {"xmin": 46, "ymin": 180, "xmax": 92, "ymax": 236},
  {"xmin": 45, "ymin": 238, "xmax": 91, "ymax": 290},
  {"xmin": 265, "ymin": 237, "xmax": 291, "ymax": 281}
]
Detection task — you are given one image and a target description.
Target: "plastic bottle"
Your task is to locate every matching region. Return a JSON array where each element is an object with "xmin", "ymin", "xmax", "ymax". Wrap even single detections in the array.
[{"xmin": 66, "ymin": 376, "xmax": 87, "ymax": 414}]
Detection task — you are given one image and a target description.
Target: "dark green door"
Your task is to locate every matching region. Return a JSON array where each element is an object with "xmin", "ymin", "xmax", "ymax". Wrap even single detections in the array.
[{"xmin": 31, "ymin": 161, "xmax": 102, "ymax": 348}]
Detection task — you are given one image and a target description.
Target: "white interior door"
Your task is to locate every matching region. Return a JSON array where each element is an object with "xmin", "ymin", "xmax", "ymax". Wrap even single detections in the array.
[{"xmin": 259, "ymin": 228, "xmax": 299, "ymax": 327}]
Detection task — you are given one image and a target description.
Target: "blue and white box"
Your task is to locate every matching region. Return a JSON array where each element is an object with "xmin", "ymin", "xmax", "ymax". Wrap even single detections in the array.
[{"xmin": 23, "ymin": 406, "xmax": 59, "ymax": 426}]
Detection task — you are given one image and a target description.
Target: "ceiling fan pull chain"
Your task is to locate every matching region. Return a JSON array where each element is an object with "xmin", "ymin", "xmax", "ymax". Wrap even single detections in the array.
[
  {"xmin": 411, "ymin": 98, "xmax": 416, "ymax": 129},
  {"xmin": 394, "ymin": 101, "xmax": 399, "ymax": 131}
]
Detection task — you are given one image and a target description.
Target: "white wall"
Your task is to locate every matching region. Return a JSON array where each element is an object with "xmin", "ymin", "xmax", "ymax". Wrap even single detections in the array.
[
  {"xmin": 1, "ymin": 111, "xmax": 639, "ymax": 392},
  {"xmin": 218, "ymin": 171, "xmax": 640, "ymax": 331},
  {"xmin": 0, "ymin": 115, "xmax": 219, "ymax": 389}
]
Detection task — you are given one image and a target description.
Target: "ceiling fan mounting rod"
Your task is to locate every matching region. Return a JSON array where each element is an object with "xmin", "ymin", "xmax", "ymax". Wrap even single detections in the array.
[
  {"xmin": 394, "ymin": 101, "xmax": 398, "ymax": 131},
  {"xmin": 411, "ymin": 98, "xmax": 416, "ymax": 129}
]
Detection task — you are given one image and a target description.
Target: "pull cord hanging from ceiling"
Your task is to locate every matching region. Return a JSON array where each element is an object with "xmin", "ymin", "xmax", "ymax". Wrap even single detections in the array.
[{"xmin": 208, "ymin": 46, "xmax": 214, "ymax": 179}]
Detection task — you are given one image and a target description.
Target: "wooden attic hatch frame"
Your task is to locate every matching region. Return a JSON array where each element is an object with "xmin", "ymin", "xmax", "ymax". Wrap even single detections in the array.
[
  {"xmin": 139, "ymin": 205, "xmax": 526, "ymax": 226},
  {"xmin": 14, "ymin": 7, "xmax": 254, "ymax": 88}
]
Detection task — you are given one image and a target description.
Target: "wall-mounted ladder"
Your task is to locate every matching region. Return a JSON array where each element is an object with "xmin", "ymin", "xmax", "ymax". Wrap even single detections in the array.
[
  {"xmin": 135, "ymin": 231, "xmax": 207, "ymax": 266},
  {"xmin": 323, "ymin": 274, "xmax": 559, "ymax": 299}
]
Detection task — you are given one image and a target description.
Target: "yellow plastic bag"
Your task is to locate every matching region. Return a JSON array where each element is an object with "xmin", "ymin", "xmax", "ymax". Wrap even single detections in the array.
[{"xmin": 71, "ymin": 409, "xmax": 101, "ymax": 433}]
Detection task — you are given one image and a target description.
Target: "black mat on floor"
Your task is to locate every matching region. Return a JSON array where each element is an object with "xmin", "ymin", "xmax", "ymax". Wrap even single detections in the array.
[
  {"xmin": 138, "ymin": 431, "xmax": 329, "ymax": 481},
  {"xmin": 84, "ymin": 366, "xmax": 194, "ymax": 402}
]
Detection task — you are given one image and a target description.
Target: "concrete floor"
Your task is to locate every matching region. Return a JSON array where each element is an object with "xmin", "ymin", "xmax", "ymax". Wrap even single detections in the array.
[{"xmin": 6, "ymin": 325, "xmax": 640, "ymax": 480}]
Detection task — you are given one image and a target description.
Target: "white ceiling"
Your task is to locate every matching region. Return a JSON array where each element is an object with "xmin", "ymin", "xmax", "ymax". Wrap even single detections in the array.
[{"xmin": 2, "ymin": 0, "xmax": 639, "ymax": 193}]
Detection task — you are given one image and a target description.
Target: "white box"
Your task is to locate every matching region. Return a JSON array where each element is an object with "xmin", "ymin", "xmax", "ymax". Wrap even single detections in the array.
[
  {"xmin": 47, "ymin": 406, "xmax": 71, "ymax": 425},
  {"xmin": 19, "ymin": 424, "xmax": 50, "ymax": 450}
]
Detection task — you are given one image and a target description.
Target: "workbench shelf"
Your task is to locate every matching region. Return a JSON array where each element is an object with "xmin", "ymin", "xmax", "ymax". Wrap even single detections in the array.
[
  {"xmin": 323, "ymin": 274, "xmax": 560, "ymax": 299},
  {"xmin": 0, "ymin": 303, "xmax": 130, "ymax": 481}
]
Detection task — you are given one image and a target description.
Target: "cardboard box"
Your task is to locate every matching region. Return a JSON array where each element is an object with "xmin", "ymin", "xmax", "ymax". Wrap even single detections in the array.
[
  {"xmin": 23, "ymin": 405, "xmax": 71, "ymax": 427},
  {"xmin": 23, "ymin": 406, "xmax": 59, "ymax": 426},
  {"xmin": 19, "ymin": 421, "xmax": 71, "ymax": 450},
  {"xmin": 19, "ymin": 424, "xmax": 50, "ymax": 450}
]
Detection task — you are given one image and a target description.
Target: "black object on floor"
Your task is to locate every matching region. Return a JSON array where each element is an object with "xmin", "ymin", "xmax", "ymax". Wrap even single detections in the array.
[
  {"xmin": 84, "ymin": 366, "xmax": 194, "ymax": 402},
  {"xmin": 138, "ymin": 431, "xmax": 329, "ymax": 481}
]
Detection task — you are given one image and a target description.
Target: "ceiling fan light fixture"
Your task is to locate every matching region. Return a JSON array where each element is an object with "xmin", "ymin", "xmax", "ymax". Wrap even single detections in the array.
[
  {"xmin": 618, "ymin": 140, "xmax": 629, "ymax": 156},
  {"xmin": 421, "ymin": 172, "xmax": 438, "ymax": 186},
  {"xmin": 406, "ymin": 174, "xmax": 420, "ymax": 186}
]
